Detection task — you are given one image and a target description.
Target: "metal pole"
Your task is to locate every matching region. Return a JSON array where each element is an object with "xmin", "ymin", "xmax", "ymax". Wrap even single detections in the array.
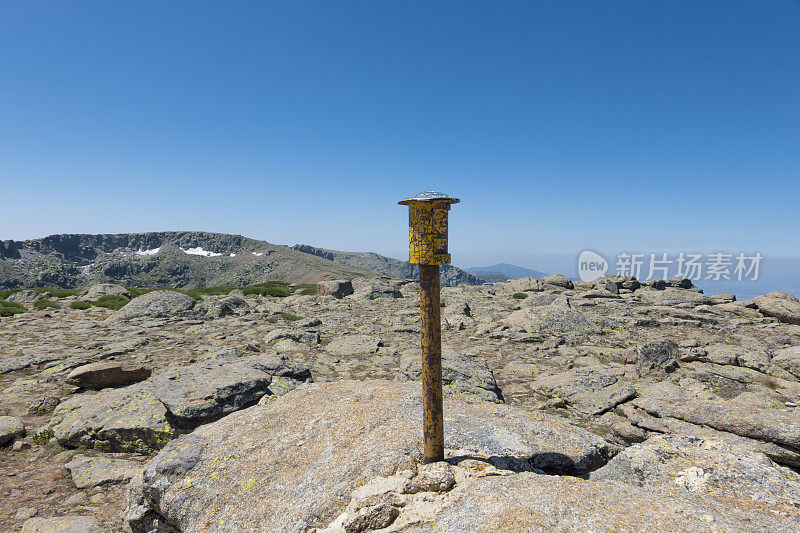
[
  {"xmin": 399, "ymin": 190, "xmax": 459, "ymax": 464},
  {"xmin": 419, "ymin": 263, "xmax": 444, "ymax": 463}
]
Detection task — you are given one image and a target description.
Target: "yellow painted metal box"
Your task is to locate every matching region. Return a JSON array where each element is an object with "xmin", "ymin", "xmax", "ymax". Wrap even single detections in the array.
[{"xmin": 398, "ymin": 191, "xmax": 460, "ymax": 266}]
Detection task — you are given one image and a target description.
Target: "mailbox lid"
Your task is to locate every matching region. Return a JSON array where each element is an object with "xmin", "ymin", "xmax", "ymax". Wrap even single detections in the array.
[{"xmin": 398, "ymin": 190, "xmax": 460, "ymax": 205}]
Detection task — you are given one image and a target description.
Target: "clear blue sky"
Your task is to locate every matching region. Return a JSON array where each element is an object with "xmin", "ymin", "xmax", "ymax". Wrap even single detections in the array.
[{"xmin": 2, "ymin": 1, "xmax": 799, "ymax": 270}]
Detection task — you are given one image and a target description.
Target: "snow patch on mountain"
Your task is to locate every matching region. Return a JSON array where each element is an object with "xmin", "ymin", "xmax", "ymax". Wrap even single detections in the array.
[{"xmin": 182, "ymin": 247, "xmax": 222, "ymax": 257}]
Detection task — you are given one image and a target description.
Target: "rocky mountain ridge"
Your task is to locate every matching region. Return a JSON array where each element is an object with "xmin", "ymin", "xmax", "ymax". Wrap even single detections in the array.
[{"xmin": 0, "ymin": 232, "xmax": 376, "ymax": 289}]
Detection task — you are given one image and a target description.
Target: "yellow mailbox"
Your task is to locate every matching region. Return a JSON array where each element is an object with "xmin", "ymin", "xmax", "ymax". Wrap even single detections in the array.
[{"xmin": 398, "ymin": 190, "xmax": 460, "ymax": 265}]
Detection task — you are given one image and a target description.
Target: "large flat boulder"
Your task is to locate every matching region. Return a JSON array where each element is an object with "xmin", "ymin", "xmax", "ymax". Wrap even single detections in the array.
[
  {"xmin": 591, "ymin": 434, "xmax": 800, "ymax": 515},
  {"xmin": 326, "ymin": 335, "xmax": 382, "ymax": 356},
  {"xmin": 21, "ymin": 516, "xmax": 102, "ymax": 533},
  {"xmin": 533, "ymin": 366, "xmax": 636, "ymax": 415},
  {"xmin": 0, "ymin": 346, "xmax": 68, "ymax": 374},
  {"xmin": 393, "ymin": 470, "xmax": 797, "ymax": 532},
  {"xmin": 772, "ymin": 346, "xmax": 800, "ymax": 380},
  {"xmin": 754, "ymin": 292, "xmax": 800, "ymax": 324},
  {"xmin": 47, "ymin": 353, "xmax": 312, "ymax": 451},
  {"xmin": 79, "ymin": 283, "xmax": 131, "ymax": 300},
  {"xmin": 632, "ymin": 382, "xmax": 800, "ymax": 450},
  {"xmin": 65, "ymin": 361, "xmax": 151, "ymax": 389},
  {"xmin": 505, "ymin": 297, "xmax": 601, "ymax": 334},
  {"xmin": 46, "ymin": 381, "xmax": 177, "ymax": 453},
  {"xmin": 110, "ymin": 290, "xmax": 196, "ymax": 321},
  {"xmin": 635, "ymin": 288, "xmax": 713, "ymax": 306},
  {"xmin": 152, "ymin": 360, "xmax": 273, "ymax": 426},
  {"xmin": 6, "ymin": 289, "xmax": 44, "ymax": 303},
  {"xmin": 317, "ymin": 280, "xmax": 354, "ymax": 298},
  {"xmin": 399, "ymin": 349, "xmax": 503, "ymax": 403},
  {"xmin": 64, "ymin": 454, "xmax": 141, "ymax": 488},
  {"xmin": 125, "ymin": 380, "xmax": 613, "ymax": 532}
]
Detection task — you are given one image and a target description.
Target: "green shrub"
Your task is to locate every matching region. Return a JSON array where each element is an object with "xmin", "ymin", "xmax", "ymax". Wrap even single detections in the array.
[
  {"xmin": 266, "ymin": 316, "xmax": 279, "ymax": 323},
  {"xmin": 93, "ymin": 295, "xmax": 130, "ymax": 310},
  {"xmin": 70, "ymin": 301, "xmax": 92, "ymax": 310},
  {"xmin": 293, "ymin": 283, "xmax": 317, "ymax": 296},
  {"xmin": 0, "ymin": 289, "xmax": 18, "ymax": 300},
  {"xmin": 34, "ymin": 299, "xmax": 60, "ymax": 310},
  {"xmin": 0, "ymin": 299, "xmax": 27, "ymax": 317},
  {"xmin": 512, "ymin": 292, "xmax": 529, "ymax": 299},
  {"xmin": 280, "ymin": 312, "xmax": 302, "ymax": 321},
  {"xmin": 32, "ymin": 287, "xmax": 80, "ymax": 298},
  {"xmin": 242, "ymin": 281, "xmax": 293, "ymax": 298},
  {"xmin": 127, "ymin": 282, "xmax": 300, "ymax": 301},
  {"xmin": 32, "ymin": 427, "xmax": 54, "ymax": 445}
]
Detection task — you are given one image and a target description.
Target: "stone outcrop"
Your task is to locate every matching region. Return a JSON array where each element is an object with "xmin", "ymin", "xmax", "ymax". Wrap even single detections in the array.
[
  {"xmin": 110, "ymin": 290, "xmax": 196, "ymax": 320},
  {"xmin": 125, "ymin": 380, "xmax": 613, "ymax": 532}
]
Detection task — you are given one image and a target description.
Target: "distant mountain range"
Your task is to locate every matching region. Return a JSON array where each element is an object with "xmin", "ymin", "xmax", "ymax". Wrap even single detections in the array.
[
  {"xmin": 0, "ymin": 232, "xmax": 483, "ymax": 289},
  {"xmin": 292, "ymin": 245, "xmax": 483, "ymax": 286},
  {"xmin": 466, "ymin": 263, "xmax": 547, "ymax": 282}
]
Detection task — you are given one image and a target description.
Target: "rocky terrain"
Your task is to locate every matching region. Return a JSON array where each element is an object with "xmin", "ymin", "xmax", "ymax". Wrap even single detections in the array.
[
  {"xmin": 1, "ymin": 273, "xmax": 800, "ymax": 531},
  {"xmin": 292, "ymin": 245, "xmax": 482, "ymax": 287}
]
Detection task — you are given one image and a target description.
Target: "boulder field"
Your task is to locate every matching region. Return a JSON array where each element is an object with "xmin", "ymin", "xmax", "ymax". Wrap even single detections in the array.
[{"xmin": 0, "ymin": 275, "xmax": 799, "ymax": 531}]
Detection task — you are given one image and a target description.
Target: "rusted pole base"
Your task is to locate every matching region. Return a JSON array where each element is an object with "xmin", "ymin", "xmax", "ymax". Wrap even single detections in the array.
[{"xmin": 419, "ymin": 264, "xmax": 444, "ymax": 463}]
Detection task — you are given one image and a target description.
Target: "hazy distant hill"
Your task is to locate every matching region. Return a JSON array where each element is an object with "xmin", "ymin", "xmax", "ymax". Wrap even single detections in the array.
[
  {"xmin": 0, "ymin": 232, "xmax": 375, "ymax": 289},
  {"xmin": 467, "ymin": 263, "xmax": 547, "ymax": 281},
  {"xmin": 292, "ymin": 245, "xmax": 483, "ymax": 287}
]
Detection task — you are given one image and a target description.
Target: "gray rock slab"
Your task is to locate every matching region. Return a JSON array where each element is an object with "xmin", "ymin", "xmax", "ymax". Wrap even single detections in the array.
[
  {"xmin": 632, "ymin": 382, "xmax": 800, "ymax": 450},
  {"xmin": 754, "ymin": 292, "xmax": 800, "ymax": 324},
  {"xmin": 591, "ymin": 434, "xmax": 800, "ymax": 514},
  {"xmin": 64, "ymin": 454, "xmax": 141, "ymax": 488},
  {"xmin": 400, "ymin": 349, "xmax": 503, "ymax": 403},
  {"xmin": 125, "ymin": 380, "xmax": 613, "ymax": 532},
  {"xmin": 65, "ymin": 361, "xmax": 151, "ymax": 389},
  {"xmin": 0, "ymin": 415, "xmax": 25, "ymax": 445},
  {"xmin": 47, "ymin": 381, "xmax": 176, "ymax": 453},
  {"xmin": 326, "ymin": 335, "xmax": 382, "ymax": 356},
  {"xmin": 534, "ymin": 367, "xmax": 636, "ymax": 415},
  {"xmin": 399, "ymin": 470, "xmax": 797, "ymax": 532},
  {"xmin": 21, "ymin": 516, "xmax": 102, "ymax": 533},
  {"xmin": 635, "ymin": 288, "xmax": 713, "ymax": 306},
  {"xmin": 111, "ymin": 290, "xmax": 196, "ymax": 320},
  {"xmin": 505, "ymin": 298, "xmax": 601, "ymax": 334},
  {"xmin": 152, "ymin": 361, "xmax": 273, "ymax": 425}
]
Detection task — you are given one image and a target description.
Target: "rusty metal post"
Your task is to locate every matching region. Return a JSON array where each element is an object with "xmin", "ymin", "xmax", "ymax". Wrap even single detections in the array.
[
  {"xmin": 398, "ymin": 190, "xmax": 459, "ymax": 464},
  {"xmin": 419, "ymin": 263, "xmax": 443, "ymax": 462}
]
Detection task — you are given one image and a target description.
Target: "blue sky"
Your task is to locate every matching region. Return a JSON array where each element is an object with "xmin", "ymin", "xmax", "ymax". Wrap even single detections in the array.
[{"xmin": 2, "ymin": 1, "xmax": 799, "ymax": 275}]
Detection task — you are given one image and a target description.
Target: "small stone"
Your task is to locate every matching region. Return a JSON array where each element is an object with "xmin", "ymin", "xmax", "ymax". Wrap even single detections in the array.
[
  {"xmin": 63, "ymin": 492, "xmax": 88, "ymax": 506},
  {"xmin": 0, "ymin": 415, "xmax": 25, "ymax": 445},
  {"xmin": 343, "ymin": 502, "xmax": 399, "ymax": 533},
  {"xmin": 12, "ymin": 440, "xmax": 30, "ymax": 451},
  {"xmin": 27, "ymin": 397, "xmax": 61, "ymax": 416},
  {"xmin": 15, "ymin": 507, "xmax": 38, "ymax": 520},
  {"xmin": 407, "ymin": 462, "xmax": 456, "ymax": 494}
]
